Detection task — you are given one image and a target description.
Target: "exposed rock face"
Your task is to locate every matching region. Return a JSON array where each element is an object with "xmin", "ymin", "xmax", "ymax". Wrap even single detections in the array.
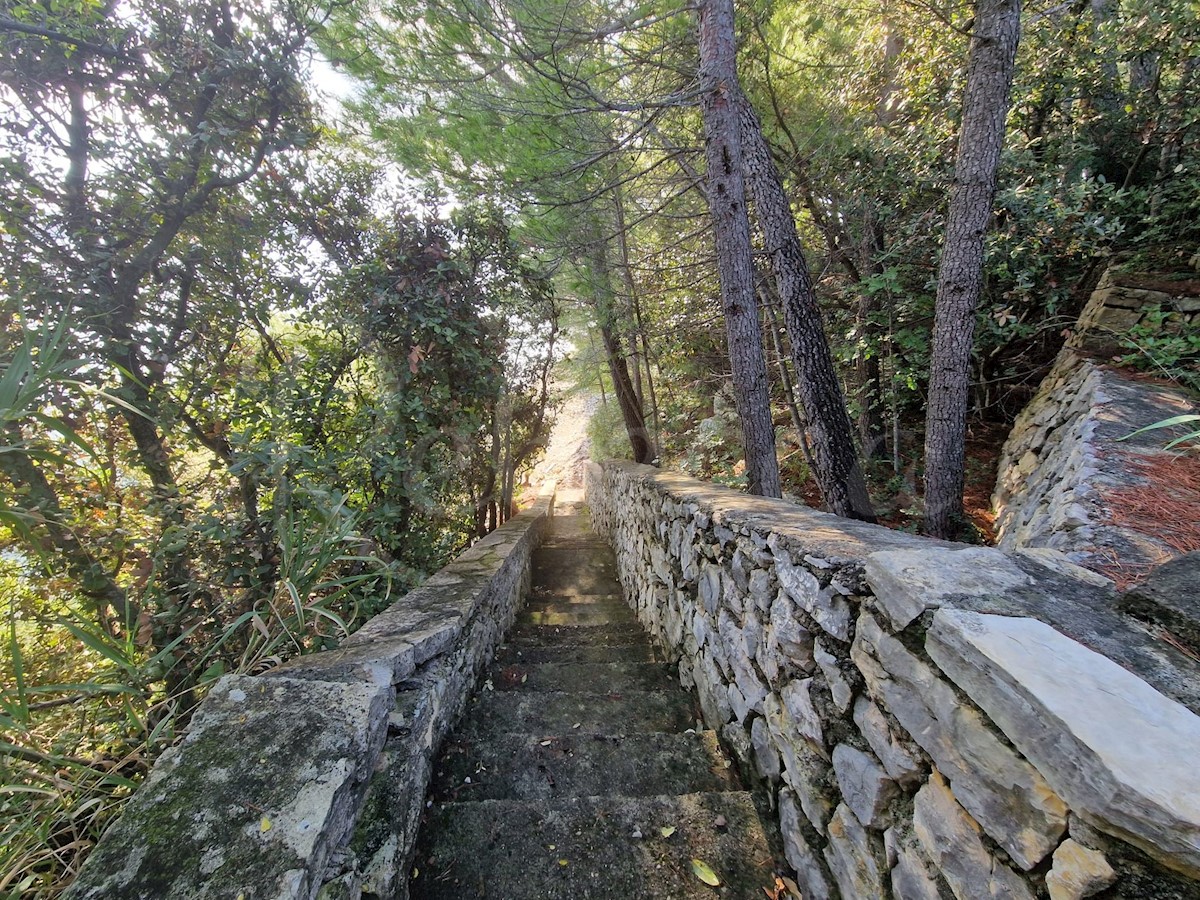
[{"xmin": 587, "ymin": 461, "xmax": 1200, "ymax": 900}]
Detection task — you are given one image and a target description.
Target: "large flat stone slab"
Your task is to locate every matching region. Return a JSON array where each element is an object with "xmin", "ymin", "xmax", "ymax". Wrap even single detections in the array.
[
  {"xmin": 65, "ymin": 675, "xmax": 391, "ymax": 900},
  {"xmin": 852, "ymin": 613, "xmax": 1067, "ymax": 868},
  {"xmin": 928, "ymin": 609, "xmax": 1200, "ymax": 878},
  {"xmin": 412, "ymin": 792, "xmax": 776, "ymax": 899},
  {"xmin": 864, "ymin": 546, "xmax": 1033, "ymax": 631}
]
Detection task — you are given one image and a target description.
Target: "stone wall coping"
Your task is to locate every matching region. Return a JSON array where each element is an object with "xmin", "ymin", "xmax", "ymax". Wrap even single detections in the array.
[
  {"xmin": 588, "ymin": 461, "xmax": 1200, "ymax": 893},
  {"xmin": 929, "ymin": 609, "xmax": 1200, "ymax": 878},
  {"xmin": 65, "ymin": 487, "xmax": 555, "ymax": 900},
  {"xmin": 602, "ymin": 461, "xmax": 946, "ymax": 561}
]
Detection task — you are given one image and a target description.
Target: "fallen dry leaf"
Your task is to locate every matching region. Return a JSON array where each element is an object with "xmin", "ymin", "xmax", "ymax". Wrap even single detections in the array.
[{"xmin": 691, "ymin": 858, "xmax": 720, "ymax": 887}]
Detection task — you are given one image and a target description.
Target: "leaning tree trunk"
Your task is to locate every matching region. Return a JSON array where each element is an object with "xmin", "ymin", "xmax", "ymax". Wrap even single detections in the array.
[
  {"xmin": 922, "ymin": 0, "xmax": 1021, "ymax": 538},
  {"xmin": 738, "ymin": 100, "xmax": 875, "ymax": 520},
  {"xmin": 589, "ymin": 233, "xmax": 655, "ymax": 464},
  {"xmin": 698, "ymin": 0, "xmax": 782, "ymax": 499}
]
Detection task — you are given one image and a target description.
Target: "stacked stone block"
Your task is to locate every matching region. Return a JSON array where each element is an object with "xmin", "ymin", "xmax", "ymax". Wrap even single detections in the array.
[
  {"xmin": 992, "ymin": 268, "xmax": 1198, "ymax": 573},
  {"xmin": 588, "ymin": 461, "xmax": 1200, "ymax": 899},
  {"xmin": 65, "ymin": 491, "xmax": 555, "ymax": 900}
]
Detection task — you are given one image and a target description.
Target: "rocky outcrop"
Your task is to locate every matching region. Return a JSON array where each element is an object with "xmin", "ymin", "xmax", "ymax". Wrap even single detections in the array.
[
  {"xmin": 587, "ymin": 461, "xmax": 1200, "ymax": 898},
  {"xmin": 65, "ymin": 491, "xmax": 554, "ymax": 900}
]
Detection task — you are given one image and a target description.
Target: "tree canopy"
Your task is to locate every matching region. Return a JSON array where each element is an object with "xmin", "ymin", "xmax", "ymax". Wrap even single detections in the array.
[{"xmin": 3, "ymin": 0, "xmax": 1198, "ymax": 891}]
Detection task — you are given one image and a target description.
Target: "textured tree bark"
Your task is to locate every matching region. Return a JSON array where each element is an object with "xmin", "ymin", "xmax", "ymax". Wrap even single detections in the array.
[
  {"xmin": 698, "ymin": 0, "xmax": 782, "ymax": 499},
  {"xmin": 738, "ymin": 102, "xmax": 875, "ymax": 519},
  {"xmin": 590, "ymin": 232, "xmax": 654, "ymax": 464},
  {"xmin": 922, "ymin": 0, "xmax": 1021, "ymax": 538}
]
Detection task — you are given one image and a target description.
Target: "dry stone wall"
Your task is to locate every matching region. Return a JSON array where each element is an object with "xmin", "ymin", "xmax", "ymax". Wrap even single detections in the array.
[
  {"xmin": 587, "ymin": 461, "xmax": 1200, "ymax": 899},
  {"xmin": 993, "ymin": 269, "xmax": 1198, "ymax": 577},
  {"xmin": 65, "ymin": 493, "xmax": 553, "ymax": 900}
]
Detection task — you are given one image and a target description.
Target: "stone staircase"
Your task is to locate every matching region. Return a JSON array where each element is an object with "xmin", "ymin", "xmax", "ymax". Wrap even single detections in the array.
[{"xmin": 409, "ymin": 512, "xmax": 778, "ymax": 898}]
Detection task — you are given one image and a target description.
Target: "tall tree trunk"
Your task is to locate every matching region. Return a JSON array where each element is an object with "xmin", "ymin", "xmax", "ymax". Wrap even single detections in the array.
[
  {"xmin": 698, "ymin": 0, "xmax": 782, "ymax": 499},
  {"xmin": 737, "ymin": 102, "xmax": 875, "ymax": 519},
  {"xmin": 590, "ymin": 231, "xmax": 654, "ymax": 464},
  {"xmin": 922, "ymin": 0, "xmax": 1021, "ymax": 538}
]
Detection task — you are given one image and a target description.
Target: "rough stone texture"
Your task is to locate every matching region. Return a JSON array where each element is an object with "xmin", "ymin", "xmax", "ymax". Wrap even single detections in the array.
[
  {"xmin": 992, "ymin": 268, "xmax": 1199, "ymax": 577},
  {"xmin": 854, "ymin": 612, "xmax": 1068, "ymax": 869},
  {"xmin": 832, "ymin": 743, "xmax": 898, "ymax": 828},
  {"xmin": 852, "ymin": 697, "xmax": 924, "ymax": 787},
  {"xmin": 66, "ymin": 675, "xmax": 393, "ymax": 900},
  {"xmin": 889, "ymin": 832, "xmax": 947, "ymax": 900},
  {"xmin": 1047, "ymin": 839, "xmax": 1117, "ymax": 900},
  {"xmin": 823, "ymin": 803, "xmax": 887, "ymax": 900},
  {"xmin": 67, "ymin": 493, "xmax": 554, "ymax": 900},
  {"xmin": 1119, "ymin": 551, "xmax": 1200, "ymax": 652},
  {"xmin": 779, "ymin": 789, "xmax": 834, "ymax": 900},
  {"xmin": 586, "ymin": 460, "xmax": 1200, "ymax": 899},
  {"xmin": 913, "ymin": 771, "xmax": 1036, "ymax": 900},
  {"xmin": 864, "ymin": 546, "xmax": 1033, "ymax": 630},
  {"xmin": 928, "ymin": 609, "xmax": 1200, "ymax": 878}
]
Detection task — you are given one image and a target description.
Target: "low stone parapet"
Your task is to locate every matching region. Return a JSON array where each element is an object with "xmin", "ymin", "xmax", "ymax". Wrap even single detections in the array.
[
  {"xmin": 992, "ymin": 267, "xmax": 1199, "ymax": 581},
  {"xmin": 65, "ymin": 491, "xmax": 554, "ymax": 900},
  {"xmin": 587, "ymin": 461, "xmax": 1200, "ymax": 899}
]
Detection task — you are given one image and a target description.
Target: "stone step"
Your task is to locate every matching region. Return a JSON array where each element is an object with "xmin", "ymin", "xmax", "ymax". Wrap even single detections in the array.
[
  {"xmin": 529, "ymin": 584, "xmax": 623, "ymax": 603},
  {"xmin": 525, "ymin": 591, "xmax": 625, "ymax": 607},
  {"xmin": 534, "ymin": 544, "xmax": 617, "ymax": 565},
  {"xmin": 532, "ymin": 566, "xmax": 621, "ymax": 595},
  {"xmin": 410, "ymin": 791, "xmax": 777, "ymax": 900},
  {"xmin": 495, "ymin": 642, "xmax": 664, "ymax": 666},
  {"xmin": 457, "ymin": 689, "xmax": 699, "ymax": 738},
  {"xmin": 523, "ymin": 598, "xmax": 632, "ymax": 618},
  {"xmin": 546, "ymin": 515, "xmax": 591, "ymax": 537},
  {"xmin": 485, "ymin": 660, "xmax": 680, "ymax": 693},
  {"xmin": 517, "ymin": 606, "xmax": 636, "ymax": 627},
  {"xmin": 431, "ymin": 730, "xmax": 740, "ymax": 802},
  {"xmin": 506, "ymin": 622, "xmax": 649, "ymax": 647},
  {"xmin": 540, "ymin": 536, "xmax": 611, "ymax": 550},
  {"xmin": 534, "ymin": 555, "xmax": 615, "ymax": 571}
]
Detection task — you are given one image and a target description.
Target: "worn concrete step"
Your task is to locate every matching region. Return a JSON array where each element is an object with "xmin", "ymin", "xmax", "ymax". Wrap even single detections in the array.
[
  {"xmin": 534, "ymin": 553, "xmax": 615, "ymax": 570},
  {"xmin": 507, "ymin": 622, "xmax": 649, "ymax": 647},
  {"xmin": 529, "ymin": 584, "xmax": 623, "ymax": 603},
  {"xmin": 546, "ymin": 515, "xmax": 592, "ymax": 537},
  {"xmin": 410, "ymin": 791, "xmax": 777, "ymax": 899},
  {"xmin": 457, "ymin": 690, "xmax": 698, "ymax": 738},
  {"xmin": 517, "ymin": 605, "xmax": 636, "ymax": 627},
  {"xmin": 522, "ymin": 599, "xmax": 632, "ymax": 619},
  {"xmin": 431, "ymin": 730, "xmax": 740, "ymax": 802},
  {"xmin": 534, "ymin": 544, "xmax": 616, "ymax": 565},
  {"xmin": 532, "ymin": 568, "xmax": 620, "ymax": 596},
  {"xmin": 526, "ymin": 591, "xmax": 625, "ymax": 607},
  {"xmin": 540, "ymin": 536, "xmax": 611, "ymax": 549},
  {"xmin": 496, "ymin": 642, "xmax": 664, "ymax": 666},
  {"xmin": 485, "ymin": 660, "xmax": 679, "ymax": 693}
]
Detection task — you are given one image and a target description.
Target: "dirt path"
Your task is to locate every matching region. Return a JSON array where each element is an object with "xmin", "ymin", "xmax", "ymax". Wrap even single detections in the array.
[{"xmin": 530, "ymin": 388, "xmax": 600, "ymax": 490}]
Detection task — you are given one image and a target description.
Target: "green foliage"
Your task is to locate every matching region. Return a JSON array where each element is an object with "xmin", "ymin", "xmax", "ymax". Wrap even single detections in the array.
[
  {"xmin": 586, "ymin": 400, "xmax": 633, "ymax": 462},
  {"xmin": 1117, "ymin": 306, "xmax": 1200, "ymax": 392},
  {"xmin": 1121, "ymin": 413, "xmax": 1200, "ymax": 451}
]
